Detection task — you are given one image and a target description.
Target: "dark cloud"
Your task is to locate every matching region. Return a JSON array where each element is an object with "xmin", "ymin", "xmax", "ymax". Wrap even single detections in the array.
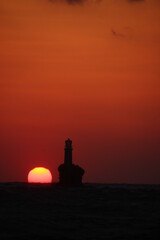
[
  {"xmin": 48, "ymin": 0, "xmax": 146, "ymax": 6},
  {"xmin": 48, "ymin": 0, "xmax": 84, "ymax": 4},
  {"xmin": 48, "ymin": 0, "xmax": 102, "ymax": 5},
  {"xmin": 111, "ymin": 27, "xmax": 134, "ymax": 40},
  {"xmin": 111, "ymin": 29, "xmax": 125, "ymax": 38},
  {"xmin": 127, "ymin": 0, "xmax": 145, "ymax": 3}
]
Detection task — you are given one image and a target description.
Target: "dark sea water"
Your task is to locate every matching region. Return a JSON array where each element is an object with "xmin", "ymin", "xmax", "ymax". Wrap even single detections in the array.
[{"xmin": 0, "ymin": 183, "xmax": 160, "ymax": 239}]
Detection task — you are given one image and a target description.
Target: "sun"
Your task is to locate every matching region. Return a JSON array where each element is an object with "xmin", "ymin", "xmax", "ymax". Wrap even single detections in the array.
[{"xmin": 28, "ymin": 167, "xmax": 52, "ymax": 183}]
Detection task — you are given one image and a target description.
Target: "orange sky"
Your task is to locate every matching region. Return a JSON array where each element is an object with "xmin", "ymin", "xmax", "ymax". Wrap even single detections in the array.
[{"xmin": 0, "ymin": 0, "xmax": 160, "ymax": 183}]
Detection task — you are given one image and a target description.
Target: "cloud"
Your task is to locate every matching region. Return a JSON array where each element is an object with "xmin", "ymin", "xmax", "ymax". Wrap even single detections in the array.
[
  {"xmin": 48, "ymin": 0, "xmax": 146, "ymax": 6},
  {"xmin": 127, "ymin": 0, "xmax": 145, "ymax": 3},
  {"xmin": 48, "ymin": 0, "xmax": 102, "ymax": 5},
  {"xmin": 111, "ymin": 27, "xmax": 134, "ymax": 40},
  {"xmin": 111, "ymin": 29, "xmax": 125, "ymax": 38}
]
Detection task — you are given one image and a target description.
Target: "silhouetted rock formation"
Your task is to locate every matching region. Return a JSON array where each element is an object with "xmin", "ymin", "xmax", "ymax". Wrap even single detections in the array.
[{"xmin": 58, "ymin": 139, "xmax": 85, "ymax": 186}]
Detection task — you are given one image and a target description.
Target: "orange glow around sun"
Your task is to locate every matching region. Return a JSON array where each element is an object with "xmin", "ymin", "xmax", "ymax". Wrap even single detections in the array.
[{"xmin": 28, "ymin": 167, "xmax": 52, "ymax": 183}]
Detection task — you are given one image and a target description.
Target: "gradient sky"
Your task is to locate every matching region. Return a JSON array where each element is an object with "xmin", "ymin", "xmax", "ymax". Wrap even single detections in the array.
[{"xmin": 0, "ymin": 0, "xmax": 160, "ymax": 183}]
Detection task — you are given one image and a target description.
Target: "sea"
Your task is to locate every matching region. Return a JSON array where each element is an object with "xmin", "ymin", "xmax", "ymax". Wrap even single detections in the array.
[{"xmin": 0, "ymin": 183, "xmax": 160, "ymax": 239}]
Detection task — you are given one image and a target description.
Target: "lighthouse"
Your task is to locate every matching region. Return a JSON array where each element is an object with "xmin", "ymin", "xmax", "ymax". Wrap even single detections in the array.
[
  {"xmin": 58, "ymin": 139, "xmax": 85, "ymax": 186},
  {"xmin": 64, "ymin": 138, "xmax": 72, "ymax": 166}
]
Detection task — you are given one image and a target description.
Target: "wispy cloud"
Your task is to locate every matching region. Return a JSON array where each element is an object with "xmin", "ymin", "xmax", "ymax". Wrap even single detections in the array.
[
  {"xmin": 111, "ymin": 29, "xmax": 125, "ymax": 38},
  {"xmin": 48, "ymin": 0, "xmax": 146, "ymax": 6},
  {"xmin": 111, "ymin": 27, "xmax": 134, "ymax": 40},
  {"xmin": 127, "ymin": 0, "xmax": 145, "ymax": 3},
  {"xmin": 48, "ymin": 0, "xmax": 102, "ymax": 5}
]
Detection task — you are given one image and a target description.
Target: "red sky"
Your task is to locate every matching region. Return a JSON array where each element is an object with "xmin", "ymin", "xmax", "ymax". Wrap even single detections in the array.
[{"xmin": 0, "ymin": 0, "xmax": 160, "ymax": 183}]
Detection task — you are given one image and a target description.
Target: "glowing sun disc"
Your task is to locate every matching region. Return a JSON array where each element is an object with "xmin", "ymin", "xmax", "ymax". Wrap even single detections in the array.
[{"xmin": 28, "ymin": 167, "xmax": 52, "ymax": 183}]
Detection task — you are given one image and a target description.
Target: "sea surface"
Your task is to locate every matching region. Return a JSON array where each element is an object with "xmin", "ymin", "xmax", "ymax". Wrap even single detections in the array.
[{"xmin": 0, "ymin": 183, "xmax": 160, "ymax": 239}]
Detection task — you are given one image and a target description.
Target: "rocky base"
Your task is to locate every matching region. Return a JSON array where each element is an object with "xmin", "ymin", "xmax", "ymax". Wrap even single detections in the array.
[{"xmin": 58, "ymin": 164, "xmax": 85, "ymax": 186}]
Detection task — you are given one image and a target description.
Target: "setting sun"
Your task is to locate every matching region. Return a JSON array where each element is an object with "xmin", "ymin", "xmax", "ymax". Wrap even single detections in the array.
[{"xmin": 28, "ymin": 167, "xmax": 52, "ymax": 183}]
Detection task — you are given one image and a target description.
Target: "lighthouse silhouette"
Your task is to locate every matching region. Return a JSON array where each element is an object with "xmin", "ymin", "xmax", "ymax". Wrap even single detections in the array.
[
  {"xmin": 58, "ymin": 139, "xmax": 85, "ymax": 186},
  {"xmin": 64, "ymin": 138, "xmax": 72, "ymax": 166}
]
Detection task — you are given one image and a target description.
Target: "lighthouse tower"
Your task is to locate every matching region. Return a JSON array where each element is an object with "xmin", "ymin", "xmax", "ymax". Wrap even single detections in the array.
[{"xmin": 64, "ymin": 139, "xmax": 72, "ymax": 166}]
